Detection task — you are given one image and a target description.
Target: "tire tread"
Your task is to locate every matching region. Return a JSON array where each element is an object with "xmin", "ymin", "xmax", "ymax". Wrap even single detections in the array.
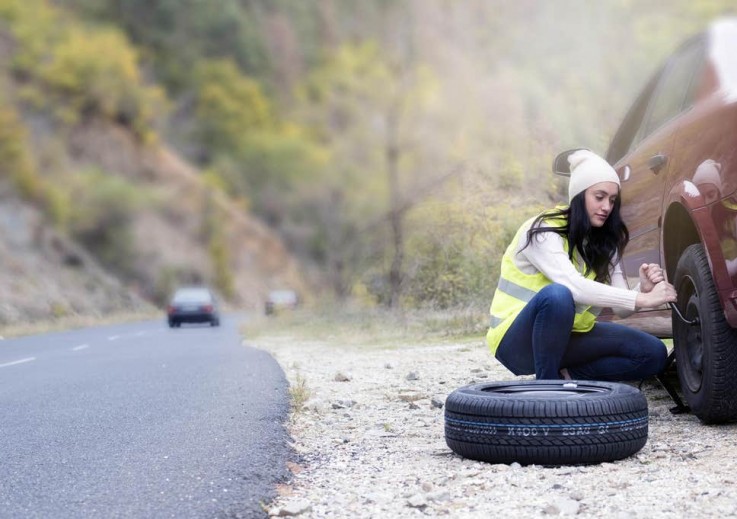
[{"xmin": 444, "ymin": 381, "xmax": 648, "ymax": 465}]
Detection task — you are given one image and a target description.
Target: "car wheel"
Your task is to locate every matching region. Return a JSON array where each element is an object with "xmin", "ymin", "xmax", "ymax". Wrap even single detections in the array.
[
  {"xmin": 211, "ymin": 319, "xmax": 220, "ymax": 327},
  {"xmin": 444, "ymin": 380, "xmax": 648, "ymax": 466},
  {"xmin": 673, "ymin": 244, "xmax": 737, "ymax": 423},
  {"xmin": 168, "ymin": 320, "xmax": 175, "ymax": 328}
]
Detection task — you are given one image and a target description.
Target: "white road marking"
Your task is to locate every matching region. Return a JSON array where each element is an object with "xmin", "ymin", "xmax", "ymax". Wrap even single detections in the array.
[
  {"xmin": 72, "ymin": 344, "xmax": 90, "ymax": 351},
  {"xmin": 0, "ymin": 357, "xmax": 36, "ymax": 368},
  {"xmin": 108, "ymin": 335, "xmax": 120, "ymax": 341}
]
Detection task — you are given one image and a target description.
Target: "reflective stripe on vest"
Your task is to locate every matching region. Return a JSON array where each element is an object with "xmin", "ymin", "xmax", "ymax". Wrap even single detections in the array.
[
  {"xmin": 486, "ymin": 211, "xmax": 598, "ymax": 355},
  {"xmin": 490, "ymin": 278, "xmax": 591, "ymax": 325}
]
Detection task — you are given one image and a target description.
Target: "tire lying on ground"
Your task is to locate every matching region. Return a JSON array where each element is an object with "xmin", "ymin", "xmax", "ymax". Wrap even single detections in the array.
[{"xmin": 444, "ymin": 380, "xmax": 649, "ymax": 466}]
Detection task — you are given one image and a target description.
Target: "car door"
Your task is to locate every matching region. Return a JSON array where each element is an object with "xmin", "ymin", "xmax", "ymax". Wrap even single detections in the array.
[{"xmin": 612, "ymin": 40, "xmax": 706, "ymax": 290}]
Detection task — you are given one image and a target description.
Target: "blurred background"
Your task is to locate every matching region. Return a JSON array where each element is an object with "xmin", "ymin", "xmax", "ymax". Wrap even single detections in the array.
[{"xmin": 0, "ymin": 0, "xmax": 734, "ymax": 325}]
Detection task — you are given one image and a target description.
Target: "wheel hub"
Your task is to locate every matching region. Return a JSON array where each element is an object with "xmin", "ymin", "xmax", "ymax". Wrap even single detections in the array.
[{"xmin": 682, "ymin": 292, "xmax": 704, "ymax": 392}]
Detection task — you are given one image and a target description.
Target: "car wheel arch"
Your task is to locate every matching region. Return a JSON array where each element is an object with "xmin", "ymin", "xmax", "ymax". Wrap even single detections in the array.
[
  {"xmin": 662, "ymin": 200, "xmax": 701, "ymax": 282},
  {"xmin": 663, "ymin": 193, "xmax": 737, "ymax": 326}
]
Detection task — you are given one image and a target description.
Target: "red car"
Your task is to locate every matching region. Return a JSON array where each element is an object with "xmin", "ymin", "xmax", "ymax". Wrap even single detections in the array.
[{"xmin": 557, "ymin": 18, "xmax": 737, "ymax": 423}]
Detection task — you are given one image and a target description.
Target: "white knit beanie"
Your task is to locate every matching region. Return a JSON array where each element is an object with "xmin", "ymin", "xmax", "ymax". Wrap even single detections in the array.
[
  {"xmin": 567, "ymin": 150, "xmax": 621, "ymax": 202},
  {"xmin": 692, "ymin": 159, "xmax": 722, "ymax": 190}
]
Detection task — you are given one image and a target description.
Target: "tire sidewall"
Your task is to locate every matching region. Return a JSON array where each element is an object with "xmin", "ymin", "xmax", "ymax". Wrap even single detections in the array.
[
  {"xmin": 673, "ymin": 244, "xmax": 716, "ymax": 413},
  {"xmin": 444, "ymin": 380, "xmax": 648, "ymax": 465}
]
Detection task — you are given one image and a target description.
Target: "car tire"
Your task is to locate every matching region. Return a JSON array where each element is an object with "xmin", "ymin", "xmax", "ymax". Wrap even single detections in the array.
[
  {"xmin": 673, "ymin": 244, "xmax": 737, "ymax": 423},
  {"xmin": 444, "ymin": 380, "xmax": 648, "ymax": 466}
]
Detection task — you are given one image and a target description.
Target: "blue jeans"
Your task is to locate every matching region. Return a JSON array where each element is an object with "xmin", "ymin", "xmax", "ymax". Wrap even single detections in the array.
[{"xmin": 495, "ymin": 283, "xmax": 667, "ymax": 381}]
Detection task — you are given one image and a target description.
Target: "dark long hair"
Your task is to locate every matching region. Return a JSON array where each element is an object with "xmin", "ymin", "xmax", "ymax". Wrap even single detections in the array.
[{"xmin": 522, "ymin": 192, "xmax": 629, "ymax": 283}]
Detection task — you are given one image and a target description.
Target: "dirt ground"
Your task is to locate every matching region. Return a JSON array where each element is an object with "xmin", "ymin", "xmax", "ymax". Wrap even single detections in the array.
[{"xmin": 253, "ymin": 332, "xmax": 737, "ymax": 518}]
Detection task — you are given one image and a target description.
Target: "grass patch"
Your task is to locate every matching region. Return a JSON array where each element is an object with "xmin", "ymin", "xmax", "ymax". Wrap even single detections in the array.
[
  {"xmin": 289, "ymin": 372, "xmax": 311, "ymax": 413},
  {"xmin": 243, "ymin": 301, "xmax": 488, "ymax": 348},
  {"xmin": 0, "ymin": 309, "xmax": 161, "ymax": 339}
]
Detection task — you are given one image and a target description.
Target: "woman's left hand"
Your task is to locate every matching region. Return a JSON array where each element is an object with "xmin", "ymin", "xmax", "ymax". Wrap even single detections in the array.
[{"xmin": 639, "ymin": 263, "xmax": 665, "ymax": 293}]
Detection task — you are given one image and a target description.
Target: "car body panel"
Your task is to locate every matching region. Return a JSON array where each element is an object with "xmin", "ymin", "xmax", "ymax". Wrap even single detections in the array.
[
  {"xmin": 664, "ymin": 99, "xmax": 737, "ymax": 325},
  {"xmin": 606, "ymin": 18, "xmax": 737, "ymax": 333}
]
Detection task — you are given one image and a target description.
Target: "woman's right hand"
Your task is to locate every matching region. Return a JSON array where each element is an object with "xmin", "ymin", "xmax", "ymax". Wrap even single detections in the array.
[{"xmin": 635, "ymin": 281, "xmax": 677, "ymax": 310}]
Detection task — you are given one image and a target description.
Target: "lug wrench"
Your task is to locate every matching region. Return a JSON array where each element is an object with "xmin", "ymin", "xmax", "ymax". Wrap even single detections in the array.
[{"xmin": 669, "ymin": 302, "xmax": 699, "ymax": 326}]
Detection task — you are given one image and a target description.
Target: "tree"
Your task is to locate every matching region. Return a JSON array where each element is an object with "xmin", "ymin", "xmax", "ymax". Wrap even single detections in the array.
[
  {"xmin": 295, "ymin": 39, "xmax": 448, "ymax": 305},
  {"xmin": 55, "ymin": 0, "xmax": 272, "ymax": 91},
  {"xmin": 193, "ymin": 59, "xmax": 275, "ymax": 157}
]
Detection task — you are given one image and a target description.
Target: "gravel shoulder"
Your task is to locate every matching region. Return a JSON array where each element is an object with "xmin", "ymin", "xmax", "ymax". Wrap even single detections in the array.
[{"xmin": 253, "ymin": 333, "xmax": 737, "ymax": 517}]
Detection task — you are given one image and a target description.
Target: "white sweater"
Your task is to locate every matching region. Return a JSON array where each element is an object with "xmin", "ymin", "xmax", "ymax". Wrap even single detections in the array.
[{"xmin": 511, "ymin": 221, "xmax": 639, "ymax": 316}]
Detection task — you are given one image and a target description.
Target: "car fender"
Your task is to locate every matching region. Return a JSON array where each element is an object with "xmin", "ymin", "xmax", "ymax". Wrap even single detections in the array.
[{"xmin": 663, "ymin": 180, "xmax": 737, "ymax": 327}]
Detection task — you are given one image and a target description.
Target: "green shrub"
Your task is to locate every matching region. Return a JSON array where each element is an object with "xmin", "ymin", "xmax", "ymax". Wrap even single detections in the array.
[
  {"xmin": 64, "ymin": 168, "xmax": 150, "ymax": 275},
  {"xmin": 0, "ymin": 0, "xmax": 167, "ymax": 140},
  {"xmin": 401, "ymin": 198, "xmax": 541, "ymax": 309},
  {"xmin": 209, "ymin": 228, "xmax": 235, "ymax": 301},
  {"xmin": 202, "ymin": 193, "xmax": 235, "ymax": 300},
  {"xmin": 0, "ymin": 100, "xmax": 45, "ymax": 202},
  {"xmin": 194, "ymin": 59, "xmax": 275, "ymax": 155},
  {"xmin": 38, "ymin": 27, "xmax": 166, "ymax": 140}
]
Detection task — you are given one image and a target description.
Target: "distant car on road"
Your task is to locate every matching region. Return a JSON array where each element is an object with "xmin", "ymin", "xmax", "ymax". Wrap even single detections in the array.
[
  {"xmin": 265, "ymin": 290, "xmax": 299, "ymax": 316},
  {"xmin": 167, "ymin": 287, "xmax": 220, "ymax": 328}
]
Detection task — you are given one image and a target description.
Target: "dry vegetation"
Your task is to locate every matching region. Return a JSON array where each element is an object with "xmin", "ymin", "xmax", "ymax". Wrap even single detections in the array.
[
  {"xmin": 0, "ymin": 1, "xmax": 735, "ymax": 322},
  {"xmin": 244, "ymin": 303, "xmax": 489, "ymax": 351}
]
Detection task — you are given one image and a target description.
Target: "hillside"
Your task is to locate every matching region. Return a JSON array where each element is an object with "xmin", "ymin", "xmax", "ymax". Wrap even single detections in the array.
[
  {"xmin": 0, "ymin": 116, "xmax": 306, "ymax": 325},
  {"xmin": 0, "ymin": 0, "xmax": 310, "ymax": 326},
  {"xmin": 0, "ymin": 179, "xmax": 145, "ymax": 323},
  {"xmin": 65, "ymin": 118, "xmax": 307, "ymax": 306},
  {"xmin": 0, "ymin": 0, "xmax": 732, "ymax": 325}
]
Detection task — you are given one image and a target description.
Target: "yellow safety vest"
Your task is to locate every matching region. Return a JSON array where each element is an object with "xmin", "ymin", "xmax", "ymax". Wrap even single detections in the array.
[{"xmin": 486, "ymin": 211, "xmax": 598, "ymax": 355}]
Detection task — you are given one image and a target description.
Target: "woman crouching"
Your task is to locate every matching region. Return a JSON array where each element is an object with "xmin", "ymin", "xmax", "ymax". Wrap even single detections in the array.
[{"xmin": 487, "ymin": 149, "xmax": 677, "ymax": 381}]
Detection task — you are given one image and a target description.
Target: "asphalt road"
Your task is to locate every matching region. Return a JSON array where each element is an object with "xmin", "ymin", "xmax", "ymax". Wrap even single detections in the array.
[{"xmin": 0, "ymin": 315, "xmax": 292, "ymax": 518}]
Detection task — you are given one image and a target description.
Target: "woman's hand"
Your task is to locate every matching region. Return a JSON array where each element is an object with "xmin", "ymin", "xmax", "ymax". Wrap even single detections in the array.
[
  {"xmin": 639, "ymin": 263, "xmax": 665, "ymax": 293},
  {"xmin": 635, "ymin": 280, "xmax": 677, "ymax": 310}
]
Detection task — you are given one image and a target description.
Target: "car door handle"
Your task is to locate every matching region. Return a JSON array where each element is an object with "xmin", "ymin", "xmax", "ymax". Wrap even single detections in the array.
[{"xmin": 648, "ymin": 154, "xmax": 668, "ymax": 174}]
